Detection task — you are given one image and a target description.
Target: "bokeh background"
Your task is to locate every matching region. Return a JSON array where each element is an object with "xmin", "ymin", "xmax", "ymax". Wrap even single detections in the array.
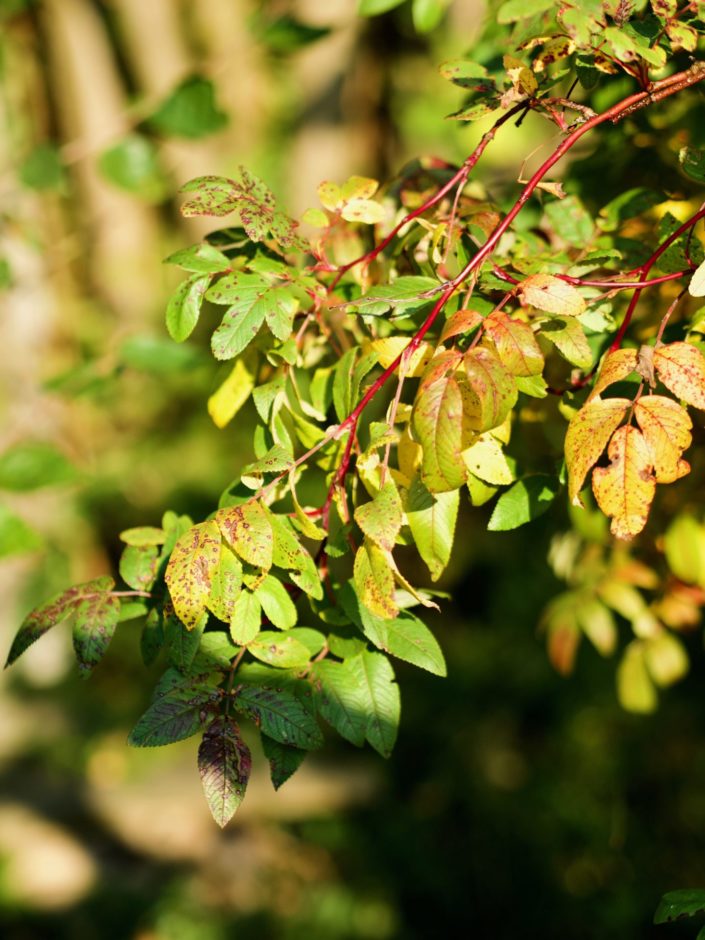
[{"xmin": 3, "ymin": 1, "xmax": 705, "ymax": 938}]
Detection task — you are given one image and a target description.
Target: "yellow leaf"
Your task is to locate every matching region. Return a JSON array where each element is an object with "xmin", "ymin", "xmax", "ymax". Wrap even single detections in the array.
[
  {"xmin": 353, "ymin": 540, "xmax": 398, "ymax": 619},
  {"xmin": 586, "ymin": 348, "xmax": 639, "ymax": 402},
  {"xmin": 341, "ymin": 199, "xmax": 385, "ymax": 224},
  {"xmin": 371, "ymin": 337, "xmax": 433, "ymax": 377},
  {"xmin": 215, "ymin": 501, "xmax": 273, "ymax": 570},
  {"xmin": 644, "ymin": 630, "xmax": 689, "ymax": 687},
  {"xmin": 482, "ymin": 310, "xmax": 544, "ymax": 376},
  {"xmin": 633, "ymin": 395, "xmax": 692, "ymax": 483},
  {"xmin": 688, "ymin": 257, "xmax": 705, "ymax": 296},
  {"xmin": 592, "ymin": 426, "xmax": 656, "ymax": 540},
  {"xmin": 318, "ymin": 181, "xmax": 342, "ymax": 211},
  {"xmin": 519, "ymin": 274, "xmax": 585, "ymax": 317},
  {"xmin": 565, "ymin": 398, "xmax": 630, "ymax": 505},
  {"xmin": 462, "ymin": 436, "xmax": 515, "ymax": 485},
  {"xmin": 617, "ymin": 641, "xmax": 658, "ymax": 713},
  {"xmin": 207, "ymin": 357, "xmax": 256, "ymax": 429},
  {"xmin": 653, "ymin": 341, "xmax": 705, "ymax": 409},
  {"xmin": 341, "ymin": 175, "xmax": 379, "ymax": 201},
  {"xmin": 165, "ymin": 520, "xmax": 222, "ymax": 629},
  {"xmin": 463, "ymin": 347, "xmax": 518, "ymax": 433},
  {"xmin": 439, "ymin": 309, "xmax": 483, "ymax": 344}
]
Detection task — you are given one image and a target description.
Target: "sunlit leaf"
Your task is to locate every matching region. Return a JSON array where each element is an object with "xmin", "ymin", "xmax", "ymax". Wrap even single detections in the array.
[
  {"xmin": 198, "ymin": 717, "xmax": 251, "ymax": 827},
  {"xmin": 354, "ymin": 480, "xmax": 403, "ymax": 551},
  {"xmin": 565, "ymin": 398, "xmax": 630, "ymax": 505},
  {"xmin": 482, "ymin": 311, "xmax": 544, "ymax": 377},
  {"xmin": 347, "ymin": 651, "xmax": 400, "ymax": 758},
  {"xmin": 634, "ymin": 396, "xmax": 691, "ymax": 483},
  {"xmin": 653, "ymin": 342, "xmax": 705, "ymax": 409},
  {"xmin": 216, "ymin": 501, "xmax": 273, "ymax": 570},
  {"xmin": 405, "ymin": 475, "xmax": 459, "ymax": 582},
  {"xmin": 592, "ymin": 426, "xmax": 656, "ymax": 540},
  {"xmin": 165, "ymin": 520, "xmax": 222, "ymax": 629},
  {"xmin": 520, "ymin": 275, "xmax": 585, "ymax": 317}
]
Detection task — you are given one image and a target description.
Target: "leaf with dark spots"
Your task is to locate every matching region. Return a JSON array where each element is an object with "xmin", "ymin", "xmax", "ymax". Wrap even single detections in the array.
[
  {"xmin": 233, "ymin": 685, "xmax": 323, "ymax": 750},
  {"xmin": 72, "ymin": 591, "xmax": 121, "ymax": 677},
  {"xmin": 165, "ymin": 520, "xmax": 222, "ymax": 629},
  {"xmin": 215, "ymin": 501, "xmax": 273, "ymax": 570},
  {"xmin": 128, "ymin": 676, "xmax": 216, "ymax": 747},
  {"xmin": 198, "ymin": 717, "xmax": 251, "ymax": 827},
  {"xmin": 119, "ymin": 543, "xmax": 159, "ymax": 591}
]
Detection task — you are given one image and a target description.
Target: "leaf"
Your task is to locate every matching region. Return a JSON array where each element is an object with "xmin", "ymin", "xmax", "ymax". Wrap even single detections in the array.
[
  {"xmin": 98, "ymin": 134, "xmax": 166, "ymax": 201},
  {"xmin": 216, "ymin": 501, "xmax": 273, "ymax": 570},
  {"xmin": 119, "ymin": 526, "xmax": 165, "ymax": 547},
  {"xmin": 229, "ymin": 590, "xmax": 262, "ymax": 645},
  {"xmin": 198, "ymin": 717, "xmax": 251, "ymax": 827},
  {"xmin": 544, "ymin": 195, "xmax": 593, "ymax": 246},
  {"xmin": 166, "ymin": 273, "xmax": 211, "ymax": 342},
  {"xmin": 617, "ymin": 642, "xmax": 657, "ymax": 713},
  {"xmin": 664, "ymin": 515, "xmax": 705, "ymax": 586},
  {"xmin": 565, "ymin": 398, "xmax": 630, "ymax": 505},
  {"xmin": 520, "ymin": 275, "xmax": 586, "ymax": 317},
  {"xmin": 538, "ymin": 316, "xmax": 593, "ymax": 369},
  {"xmin": 405, "ymin": 475, "xmax": 459, "ymax": 582},
  {"xmin": 72, "ymin": 592, "xmax": 121, "ymax": 677},
  {"xmin": 645, "ymin": 631, "xmax": 689, "ymax": 687},
  {"xmin": 592, "ymin": 426, "xmax": 656, "ymax": 540},
  {"xmin": 149, "ymin": 76, "xmax": 227, "ymax": 139},
  {"xmin": 128, "ymin": 677, "xmax": 212, "ymax": 747},
  {"xmin": 634, "ymin": 396, "xmax": 692, "ymax": 483},
  {"xmin": 240, "ymin": 445, "xmax": 294, "ymax": 488},
  {"xmin": 249, "ymin": 631, "xmax": 311, "ymax": 668},
  {"xmin": 497, "ymin": 0, "xmax": 555, "ymax": 23},
  {"xmin": 0, "ymin": 442, "xmax": 77, "ymax": 491},
  {"xmin": 5, "ymin": 576, "xmax": 114, "ymax": 667},
  {"xmin": 653, "ymin": 342, "xmax": 705, "ymax": 409},
  {"xmin": 482, "ymin": 311, "xmax": 544, "ymax": 377},
  {"xmin": 346, "ymin": 651, "xmax": 400, "ymax": 758},
  {"xmin": 587, "ymin": 348, "xmax": 639, "ymax": 402},
  {"xmin": 207, "ymin": 357, "xmax": 257, "ymax": 429},
  {"xmin": 234, "ymin": 686, "xmax": 323, "ymax": 749},
  {"xmin": 341, "ymin": 198, "xmax": 385, "ymax": 224},
  {"xmin": 354, "ymin": 540, "xmax": 399, "ymax": 620},
  {"xmin": 0, "ymin": 505, "xmax": 42, "ymax": 558},
  {"xmin": 412, "ymin": 0, "xmax": 449, "ymax": 32},
  {"xmin": 440, "ymin": 309, "xmax": 483, "ymax": 344},
  {"xmin": 358, "ymin": 0, "xmax": 405, "ymax": 14},
  {"xmin": 352, "ymin": 276, "xmax": 443, "ymax": 318},
  {"xmin": 311, "ymin": 660, "xmax": 367, "ymax": 746},
  {"xmin": 488, "ymin": 475, "xmax": 559, "ymax": 531},
  {"xmin": 269, "ymin": 513, "xmax": 323, "ymax": 600},
  {"xmin": 371, "ymin": 337, "xmax": 432, "ymax": 377},
  {"xmin": 654, "ymin": 889, "xmax": 705, "ymax": 925},
  {"xmin": 207, "ymin": 542, "xmax": 243, "ymax": 623},
  {"xmin": 165, "ymin": 609, "xmax": 208, "ymax": 672},
  {"xmin": 463, "ymin": 347, "xmax": 518, "ymax": 433},
  {"xmin": 679, "ymin": 147, "xmax": 705, "ymax": 185},
  {"xmin": 20, "ymin": 143, "xmax": 64, "ymax": 191},
  {"xmin": 164, "ymin": 242, "xmax": 231, "ymax": 274},
  {"xmin": 209, "ymin": 273, "xmax": 297, "ymax": 360},
  {"xmin": 354, "ymin": 480, "xmax": 403, "ymax": 551},
  {"xmin": 462, "ymin": 436, "xmax": 515, "ymax": 486},
  {"xmin": 165, "ymin": 520, "xmax": 222, "ymax": 629},
  {"xmin": 119, "ymin": 544, "xmax": 159, "ymax": 591},
  {"xmin": 261, "ymin": 734, "xmax": 307, "ymax": 790},
  {"xmin": 254, "ymin": 573, "xmax": 297, "ymax": 630}
]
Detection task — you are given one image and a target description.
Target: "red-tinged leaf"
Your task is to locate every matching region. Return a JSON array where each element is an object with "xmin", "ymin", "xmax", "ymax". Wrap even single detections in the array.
[
  {"xmin": 592, "ymin": 426, "xmax": 656, "ymax": 540},
  {"xmin": 463, "ymin": 347, "xmax": 518, "ymax": 433},
  {"xmin": 482, "ymin": 310, "xmax": 544, "ymax": 376},
  {"xmin": 587, "ymin": 348, "xmax": 639, "ymax": 402},
  {"xmin": 198, "ymin": 717, "xmax": 252, "ymax": 827},
  {"xmin": 519, "ymin": 274, "xmax": 585, "ymax": 316},
  {"xmin": 215, "ymin": 501, "xmax": 273, "ymax": 570},
  {"xmin": 411, "ymin": 351, "xmax": 472, "ymax": 493},
  {"xmin": 72, "ymin": 591, "xmax": 121, "ymax": 677},
  {"xmin": 353, "ymin": 540, "xmax": 398, "ymax": 619},
  {"xmin": 439, "ymin": 308, "xmax": 483, "ymax": 344},
  {"xmin": 354, "ymin": 480, "xmax": 403, "ymax": 551},
  {"xmin": 565, "ymin": 398, "xmax": 630, "ymax": 505},
  {"xmin": 653, "ymin": 342, "xmax": 705, "ymax": 410},
  {"xmin": 5, "ymin": 576, "xmax": 115, "ymax": 667},
  {"xmin": 634, "ymin": 396, "xmax": 692, "ymax": 484},
  {"xmin": 165, "ymin": 520, "xmax": 222, "ymax": 629}
]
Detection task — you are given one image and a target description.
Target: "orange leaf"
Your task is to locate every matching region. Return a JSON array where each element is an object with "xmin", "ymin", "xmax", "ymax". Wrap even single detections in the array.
[
  {"xmin": 587, "ymin": 348, "xmax": 639, "ymax": 402},
  {"xmin": 592, "ymin": 426, "xmax": 656, "ymax": 540},
  {"xmin": 653, "ymin": 342, "xmax": 705, "ymax": 410},
  {"xmin": 519, "ymin": 274, "xmax": 585, "ymax": 317},
  {"xmin": 440, "ymin": 309, "xmax": 483, "ymax": 344},
  {"xmin": 634, "ymin": 395, "xmax": 692, "ymax": 483},
  {"xmin": 482, "ymin": 310, "xmax": 544, "ymax": 376},
  {"xmin": 463, "ymin": 347, "xmax": 518, "ymax": 432},
  {"xmin": 565, "ymin": 398, "xmax": 630, "ymax": 505}
]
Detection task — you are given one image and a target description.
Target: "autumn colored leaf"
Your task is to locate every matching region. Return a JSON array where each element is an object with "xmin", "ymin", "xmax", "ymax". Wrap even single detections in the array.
[
  {"xmin": 353, "ymin": 539, "xmax": 399, "ymax": 619},
  {"xmin": 587, "ymin": 348, "xmax": 639, "ymax": 402},
  {"xmin": 72, "ymin": 590, "xmax": 121, "ymax": 677},
  {"xmin": 165, "ymin": 520, "xmax": 222, "ymax": 629},
  {"xmin": 519, "ymin": 274, "xmax": 585, "ymax": 317},
  {"xmin": 215, "ymin": 501, "xmax": 273, "ymax": 570},
  {"xmin": 198, "ymin": 717, "xmax": 252, "ymax": 828},
  {"xmin": 462, "ymin": 435, "xmax": 515, "ymax": 485},
  {"xmin": 354, "ymin": 480, "xmax": 403, "ymax": 551},
  {"xmin": 634, "ymin": 395, "xmax": 692, "ymax": 483},
  {"xmin": 370, "ymin": 337, "xmax": 433, "ymax": 377},
  {"xmin": 653, "ymin": 342, "xmax": 705, "ymax": 410},
  {"xmin": 463, "ymin": 347, "xmax": 518, "ymax": 433},
  {"xmin": 592, "ymin": 426, "xmax": 656, "ymax": 539},
  {"xmin": 565, "ymin": 398, "xmax": 630, "ymax": 505},
  {"xmin": 482, "ymin": 310, "xmax": 544, "ymax": 376},
  {"xmin": 439, "ymin": 309, "xmax": 483, "ymax": 344},
  {"xmin": 538, "ymin": 315, "xmax": 592, "ymax": 369}
]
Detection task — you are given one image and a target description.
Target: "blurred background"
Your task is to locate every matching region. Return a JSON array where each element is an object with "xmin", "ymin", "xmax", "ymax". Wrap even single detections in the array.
[{"xmin": 3, "ymin": 1, "xmax": 705, "ymax": 937}]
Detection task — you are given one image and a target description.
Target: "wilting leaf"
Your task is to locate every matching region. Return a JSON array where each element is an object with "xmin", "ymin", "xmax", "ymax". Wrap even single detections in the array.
[
  {"xmin": 354, "ymin": 480, "xmax": 403, "ymax": 551},
  {"xmin": 216, "ymin": 501, "xmax": 273, "ymax": 570},
  {"xmin": 311, "ymin": 659, "xmax": 367, "ymax": 746},
  {"xmin": 587, "ymin": 348, "xmax": 639, "ymax": 402},
  {"xmin": 592, "ymin": 426, "xmax": 656, "ymax": 540},
  {"xmin": 463, "ymin": 347, "xmax": 518, "ymax": 433},
  {"xmin": 653, "ymin": 342, "xmax": 705, "ymax": 409},
  {"xmin": 565, "ymin": 398, "xmax": 630, "ymax": 505},
  {"xmin": 234, "ymin": 685, "xmax": 323, "ymax": 749},
  {"xmin": 165, "ymin": 520, "xmax": 222, "ymax": 629},
  {"xmin": 520, "ymin": 274, "xmax": 585, "ymax": 316},
  {"xmin": 347, "ymin": 651, "xmax": 400, "ymax": 758},
  {"xmin": 72, "ymin": 591, "xmax": 121, "ymax": 677},
  {"xmin": 405, "ymin": 475, "xmax": 459, "ymax": 582},
  {"xmin": 634, "ymin": 396, "xmax": 691, "ymax": 483},
  {"xmin": 198, "ymin": 717, "xmax": 252, "ymax": 827},
  {"xmin": 482, "ymin": 311, "xmax": 544, "ymax": 377}
]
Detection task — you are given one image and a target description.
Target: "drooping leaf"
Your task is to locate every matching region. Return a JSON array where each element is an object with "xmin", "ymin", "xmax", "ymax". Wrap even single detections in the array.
[
  {"xmin": 256, "ymin": 574, "xmax": 298, "ymax": 630},
  {"xmin": 592, "ymin": 426, "xmax": 656, "ymax": 540},
  {"xmin": 653, "ymin": 342, "xmax": 705, "ymax": 409},
  {"xmin": 72, "ymin": 591, "xmax": 121, "ymax": 677},
  {"xmin": 463, "ymin": 347, "xmax": 518, "ymax": 434},
  {"xmin": 216, "ymin": 501, "xmax": 273, "ymax": 570},
  {"xmin": 520, "ymin": 275, "xmax": 585, "ymax": 317},
  {"xmin": 565, "ymin": 398, "xmax": 630, "ymax": 505},
  {"xmin": 198, "ymin": 717, "xmax": 252, "ymax": 827},
  {"xmin": 248, "ymin": 630, "xmax": 312, "ymax": 668},
  {"xmin": 166, "ymin": 273, "xmax": 211, "ymax": 342},
  {"xmin": 405, "ymin": 475, "xmax": 459, "ymax": 582},
  {"xmin": 353, "ymin": 540, "xmax": 399, "ymax": 619},
  {"xmin": 487, "ymin": 475, "xmax": 559, "ymax": 531},
  {"xmin": 234, "ymin": 685, "xmax": 323, "ymax": 749},
  {"xmin": 634, "ymin": 396, "xmax": 692, "ymax": 483},
  {"xmin": 5, "ymin": 576, "xmax": 114, "ymax": 667},
  {"xmin": 261, "ymin": 734, "xmax": 308, "ymax": 790},
  {"xmin": 165, "ymin": 520, "xmax": 222, "ymax": 629},
  {"xmin": 311, "ymin": 659, "xmax": 367, "ymax": 746},
  {"xmin": 346, "ymin": 651, "xmax": 400, "ymax": 758},
  {"xmin": 354, "ymin": 480, "xmax": 403, "ymax": 551}
]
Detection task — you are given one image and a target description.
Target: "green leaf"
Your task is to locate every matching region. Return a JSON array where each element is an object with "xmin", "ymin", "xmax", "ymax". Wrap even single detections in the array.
[
  {"xmin": 229, "ymin": 590, "xmax": 262, "ymax": 645},
  {"xmin": 539, "ymin": 316, "xmax": 593, "ymax": 369},
  {"xmin": 599, "ymin": 188, "xmax": 663, "ymax": 231},
  {"xmin": 98, "ymin": 134, "xmax": 166, "ymax": 201},
  {"xmin": 166, "ymin": 273, "xmax": 211, "ymax": 342},
  {"xmin": 354, "ymin": 480, "xmax": 403, "ymax": 552},
  {"xmin": 198, "ymin": 717, "xmax": 251, "ymax": 827},
  {"xmin": 0, "ymin": 442, "xmax": 77, "ymax": 491},
  {"xmin": 261, "ymin": 733, "xmax": 307, "ymax": 789},
  {"xmin": 141, "ymin": 608, "xmax": 165, "ymax": 666},
  {"xmin": 195, "ymin": 632, "xmax": 240, "ymax": 670},
  {"xmin": 149, "ymin": 76, "xmax": 228, "ymax": 139},
  {"xmin": 209, "ymin": 274, "xmax": 297, "ymax": 360},
  {"xmin": 412, "ymin": 0, "xmax": 448, "ymax": 32},
  {"xmin": 119, "ymin": 543, "xmax": 159, "ymax": 591},
  {"xmin": 0, "ymin": 505, "xmax": 42, "ymax": 558},
  {"xmin": 679, "ymin": 147, "xmax": 705, "ymax": 185},
  {"xmin": 347, "ymin": 651, "xmax": 400, "ymax": 758},
  {"xmin": 165, "ymin": 520, "xmax": 222, "ymax": 629},
  {"xmin": 216, "ymin": 501, "xmax": 273, "ymax": 570},
  {"xmin": 259, "ymin": 15, "xmax": 330, "ymax": 53},
  {"xmin": 654, "ymin": 889, "xmax": 705, "ymax": 925},
  {"xmin": 128, "ymin": 676, "xmax": 212, "ymax": 747},
  {"xmin": 311, "ymin": 660, "xmax": 367, "ymax": 746},
  {"xmin": 544, "ymin": 196, "xmax": 594, "ymax": 247},
  {"xmin": 119, "ymin": 526, "xmax": 165, "ymax": 547},
  {"xmin": 269, "ymin": 512, "xmax": 323, "ymax": 600},
  {"xmin": 617, "ymin": 642, "xmax": 657, "ymax": 714},
  {"xmin": 352, "ymin": 276, "xmax": 443, "ymax": 318},
  {"xmin": 19, "ymin": 143, "xmax": 63, "ymax": 190},
  {"xmin": 164, "ymin": 243, "xmax": 231, "ymax": 274},
  {"xmin": 165, "ymin": 609, "xmax": 208, "ymax": 672},
  {"xmin": 248, "ymin": 630, "xmax": 311, "ymax": 668},
  {"xmin": 497, "ymin": 0, "xmax": 555, "ymax": 23},
  {"xmin": 5, "ymin": 576, "xmax": 114, "ymax": 667},
  {"xmin": 288, "ymin": 627, "xmax": 326, "ymax": 656},
  {"xmin": 664, "ymin": 515, "xmax": 705, "ymax": 586},
  {"xmin": 487, "ymin": 475, "xmax": 559, "ymax": 531},
  {"xmin": 256, "ymin": 573, "xmax": 298, "ymax": 630},
  {"xmin": 120, "ymin": 334, "xmax": 207, "ymax": 374},
  {"xmin": 72, "ymin": 592, "xmax": 121, "ymax": 677},
  {"xmin": 234, "ymin": 685, "xmax": 323, "ymax": 749},
  {"xmin": 405, "ymin": 475, "xmax": 458, "ymax": 582},
  {"xmin": 207, "ymin": 542, "xmax": 243, "ymax": 623},
  {"xmin": 358, "ymin": 0, "xmax": 405, "ymax": 14}
]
